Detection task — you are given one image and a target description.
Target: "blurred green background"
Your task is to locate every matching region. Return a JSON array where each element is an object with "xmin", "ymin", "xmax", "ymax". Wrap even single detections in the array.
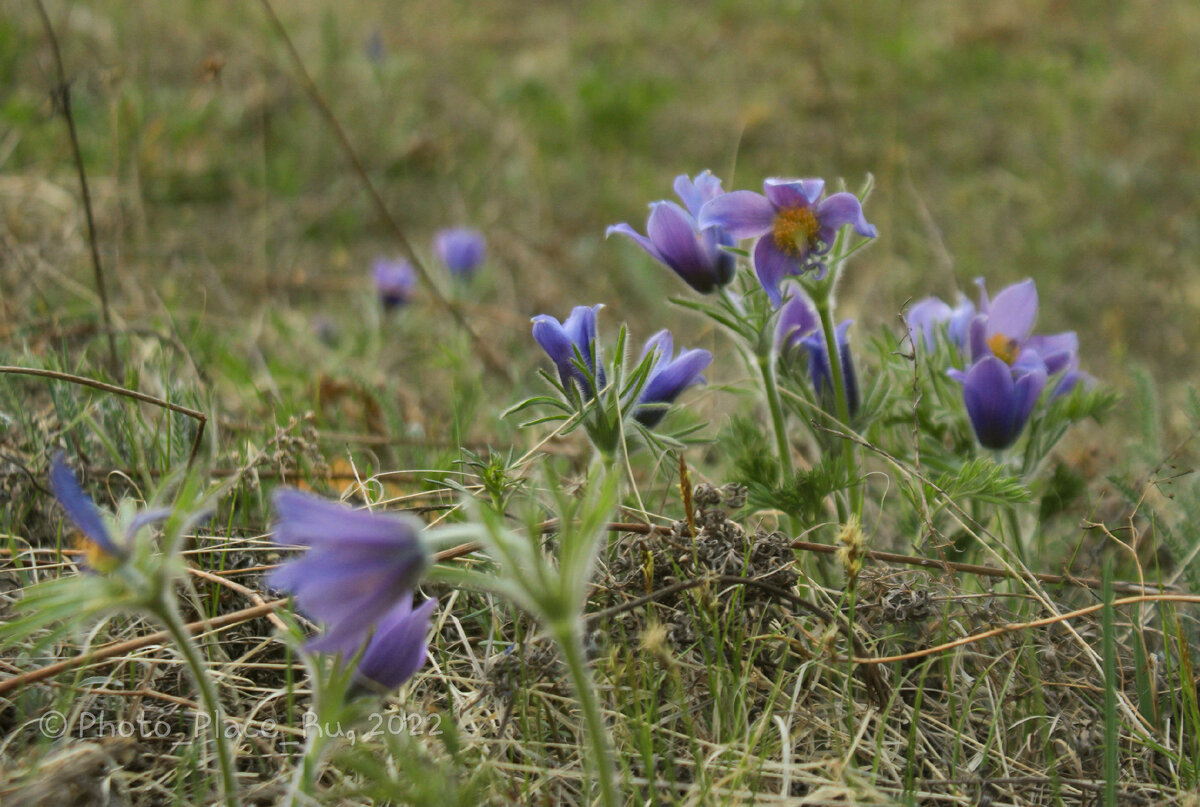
[{"xmin": 3, "ymin": 0, "xmax": 1198, "ymax": 404}]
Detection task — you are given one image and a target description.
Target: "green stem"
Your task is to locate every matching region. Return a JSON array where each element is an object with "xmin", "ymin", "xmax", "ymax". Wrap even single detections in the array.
[
  {"xmin": 814, "ymin": 299, "xmax": 861, "ymax": 519},
  {"xmin": 757, "ymin": 350, "xmax": 794, "ymax": 481},
  {"xmin": 154, "ymin": 595, "xmax": 240, "ymax": 807},
  {"xmin": 553, "ymin": 618, "xmax": 619, "ymax": 807}
]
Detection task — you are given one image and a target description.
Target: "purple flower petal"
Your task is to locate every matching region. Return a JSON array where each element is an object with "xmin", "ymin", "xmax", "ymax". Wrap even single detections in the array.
[
  {"xmin": 698, "ymin": 191, "xmax": 776, "ymax": 240},
  {"xmin": 49, "ymin": 454, "xmax": 121, "ymax": 558},
  {"xmin": 606, "ymin": 222, "xmax": 666, "ymax": 264},
  {"xmin": 816, "ymin": 192, "xmax": 878, "ymax": 239},
  {"xmin": 646, "ymin": 202, "xmax": 720, "ymax": 289},
  {"xmin": 986, "ymin": 279, "xmax": 1038, "ymax": 342},
  {"xmin": 355, "ymin": 597, "xmax": 437, "ymax": 690},
  {"xmin": 674, "ymin": 171, "xmax": 725, "ymax": 218},
  {"xmin": 764, "ymin": 178, "xmax": 824, "ymax": 208},
  {"xmin": 272, "ymin": 489, "xmax": 425, "ymax": 550},
  {"xmin": 776, "ymin": 293, "xmax": 820, "ymax": 351},
  {"xmin": 753, "ymin": 237, "xmax": 801, "ymax": 308},
  {"xmin": 953, "ymin": 356, "xmax": 1046, "ymax": 450},
  {"xmin": 905, "ymin": 297, "xmax": 953, "ymax": 350},
  {"xmin": 1025, "ymin": 331, "xmax": 1078, "ymax": 376},
  {"xmin": 634, "ymin": 334, "xmax": 712, "ymax": 427}
]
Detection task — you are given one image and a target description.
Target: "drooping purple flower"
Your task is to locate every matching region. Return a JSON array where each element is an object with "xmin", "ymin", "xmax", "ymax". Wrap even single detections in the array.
[
  {"xmin": 698, "ymin": 178, "xmax": 877, "ymax": 306},
  {"xmin": 532, "ymin": 304, "xmax": 606, "ymax": 396},
  {"xmin": 49, "ymin": 453, "xmax": 169, "ymax": 571},
  {"xmin": 777, "ymin": 294, "xmax": 860, "ymax": 417},
  {"xmin": 372, "ymin": 257, "xmax": 417, "ymax": 309},
  {"xmin": 353, "ymin": 595, "xmax": 437, "ymax": 692},
  {"xmin": 268, "ymin": 489, "xmax": 429, "ymax": 655},
  {"xmin": 607, "ymin": 171, "xmax": 736, "ymax": 293},
  {"xmin": 433, "ymin": 227, "xmax": 487, "ymax": 279},
  {"xmin": 906, "ymin": 293, "xmax": 975, "ymax": 351},
  {"xmin": 633, "ymin": 330, "xmax": 712, "ymax": 427},
  {"xmin": 948, "ymin": 356, "xmax": 1048, "ymax": 450}
]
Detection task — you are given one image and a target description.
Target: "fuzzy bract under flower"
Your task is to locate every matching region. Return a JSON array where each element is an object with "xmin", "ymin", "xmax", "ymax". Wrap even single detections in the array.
[
  {"xmin": 433, "ymin": 228, "xmax": 486, "ymax": 279},
  {"xmin": 532, "ymin": 304, "xmax": 606, "ymax": 396},
  {"xmin": 607, "ymin": 171, "xmax": 736, "ymax": 293},
  {"xmin": 268, "ymin": 489, "xmax": 430, "ymax": 655},
  {"xmin": 698, "ymin": 178, "xmax": 877, "ymax": 307},
  {"xmin": 353, "ymin": 594, "xmax": 437, "ymax": 692},
  {"xmin": 633, "ymin": 330, "xmax": 712, "ymax": 427},
  {"xmin": 372, "ymin": 257, "xmax": 417, "ymax": 309}
]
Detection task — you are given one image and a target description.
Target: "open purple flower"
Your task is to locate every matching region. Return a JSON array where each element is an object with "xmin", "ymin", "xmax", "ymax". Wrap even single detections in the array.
[
  {"xmin": 372, "ymin": 257, "xmax": 417, "ymax": 309},
  {"xmin": 268, "ymin": 489, "xmax": 429, "ymax": 655},
  {"xmin": 49, "ymin": 453, "xmax": 168, "ymax": 571},
  {"xmin": 698, "ymin": 178, "xmax": 877, "ymax": 306},
  {"xmin": 353, "ymin": 594, "xmax": 437, "ymax": 692},
  {"xmin": 777, "ymin": 294, "xmax": 860, "ymax": 417},
  {"xmin": 607, "ymin": 171, "xmax": 736, "ymax": 293},
  {"xmin": 532, "ymin": 304, "xmax": 606, "ymax": 396},
  {"xmin": 949, "ymin": 356, "xmax": 1047, "ymax": 450},
  {"xmin": 433, "ymin": 227, "xmax": 486, "ymax": 279},
  {"xmin": 967, "ymin": 278, "xmax": 1078, "ymax": 375},
  {"xmin": 633, "ymin": 330, "xmax": 712, "ymax": 427}
]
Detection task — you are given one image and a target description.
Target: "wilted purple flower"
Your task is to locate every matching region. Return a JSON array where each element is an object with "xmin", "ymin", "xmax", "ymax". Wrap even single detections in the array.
[
  {"xmin": 698, "ymin": 178, "xmax": 877, "ymax": 306},
  {"xmin": 949, "ymin": 356, "xmax": 1047, "ymax": 450},
  {"xmin": 353, "ymin": 595, "xmax": 437, "ymax": 692},
  {"xmin": 372, "ymin": 257, "xmax": 417, "ymax": 309},
  {"xmin": 433, "ymin": 227, "xmax": 487, "ymax": 279},
  {"xmin": 906, "ymin": 293, "xmax": 975, "ymax": 351},
  {"xmin": 49, "ymin": 453, "xmax": 168, "ymax": 571},
  {"xmin": 777, "ymin": 294, "xmax": 860, "ymax": 417},
  {"xmin": 633, "ymin": 330, "xmax": 712, "ymax": 427},
  {"xmin": 607, "ymin": 171, "xmax": 736, "ymax": 293},
  {"xmin": 532, "ymin": 304, "xmax": 606, "ymax": 395},
  {"xmin": 268, "ymin": 489, "xmax": 429, "ymax": 655}
]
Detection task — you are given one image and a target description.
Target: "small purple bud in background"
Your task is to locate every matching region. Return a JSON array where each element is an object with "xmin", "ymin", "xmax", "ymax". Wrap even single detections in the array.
[
  {"xmin": 433, "ymin": 228, "xmax": 487, "ymax": 280},
  {"xmin": 372, "ymin": 257, "xmax": 417, "ymax": 309}
]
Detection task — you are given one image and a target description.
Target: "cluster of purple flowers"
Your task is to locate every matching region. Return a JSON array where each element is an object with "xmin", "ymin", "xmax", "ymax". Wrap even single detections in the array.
[
  {"xmin": 531, "ymin": 304, "xmax": 712, "ymax": 427},
  {"xmin": 372, "ymin": 227, "xmax": 487, "ymax": 310},
  {"xmin": 909, "ymin": 278, "xmax": 1091, "ymax": 450}
]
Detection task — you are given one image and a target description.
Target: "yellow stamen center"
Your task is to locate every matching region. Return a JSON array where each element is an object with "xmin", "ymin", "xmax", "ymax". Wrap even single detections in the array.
[
  {"xmin": 772, "ymin": 206, "xmax": 820, "ymax": 256},
  {"xmin": 73, "ymin": 532, "xmax": 120, "ymax": 573},
  {"xmin": 988, "ymin": 333, "xmax": 1020, "ymax": 365}
]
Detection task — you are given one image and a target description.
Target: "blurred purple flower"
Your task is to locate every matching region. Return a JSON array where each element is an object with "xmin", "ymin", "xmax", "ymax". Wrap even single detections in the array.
[
  {"xmin": 50, "ymin": 453, "xmax": 168, "ymax": 571},
  {"xmin": 372, "ymin": 257, "xmax": 417, "ymax": 309},
  {"xmin": 353, "ymin": 594, "xmax": 437, "ymax": 692},
  {"xmin": 698, "ymin": 178, "xmax": 877, "ymax": 306},
  {"xmin": 633, "ymin": 330, "xmax": 712, "ymax": 427},
  {"xmin": 532, "ymin": 304, "xmax": 606, "ymax": 395},
  {"xmin": 607, "ymin": 171, "xmax": 736, "ymax": 293},
  {"xmin": 433, "ymin": 227, "xmax": 487, "ymax": 279},
  {"xmin": 906, "ymin": 293, "xmax": 975, "ymax": 351},
  {"xmin": 777, "ymin": 294, "xmax": 860, "ymax": 417},
  {"xmin": 949, "ymin": 356, "xmax": 1047, "ymax": 450},
  {"xmin": 268, "ymin": 489, "xmax": 429, "ymax": 655}
]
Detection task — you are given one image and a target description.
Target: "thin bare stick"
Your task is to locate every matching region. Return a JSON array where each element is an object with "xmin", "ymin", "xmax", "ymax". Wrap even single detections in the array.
[
  {"xmin": 257, "ymin": 0, "xmax": 509, "ymax": 381},
  {"xmin": 0, "ymin": 365, "xmax": 206, "ymax": 467},
  {"xmin": 32, "ymin": 0, "xmax": 119, "ymax": 377}
]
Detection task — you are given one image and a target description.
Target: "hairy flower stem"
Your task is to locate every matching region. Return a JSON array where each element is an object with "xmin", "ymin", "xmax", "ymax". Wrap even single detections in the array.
[
  {"xmin": 153, "ymin": 595, "xmax": 240, "ymax": 807},
  {"xmin": 552, "ymin": 618, "xmax": 619, "ymax": 807},
  {"xmin": 815, "ymin": 299, "xmax": 862, "ymax": 519}
]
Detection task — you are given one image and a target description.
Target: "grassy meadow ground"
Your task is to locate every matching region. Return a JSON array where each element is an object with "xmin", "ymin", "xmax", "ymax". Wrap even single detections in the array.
[{"xmin": 2, "ymin": 0, "xmax": 1200, "ymax": 804}]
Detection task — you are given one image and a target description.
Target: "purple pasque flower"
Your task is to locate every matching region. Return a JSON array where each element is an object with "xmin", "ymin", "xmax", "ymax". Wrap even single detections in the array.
[
  {"xmin": 433, "ymin": 227, "xmax": 487, "ymax": 279},
  {"xmin": 607, "ymin": 171, "xmax": 736, "ymax": 293},
  {"xmin": 372, "ymin": 257, "xmax": 417, "ymax": 309},
  {"xmin": 967, "ymin": 278, "xmax": 1078, "ymax": 375},
  {"xmin": 49, "ymin": 453, "xmax": 168, "ymax": 571},
  {"xmin": 532, "ymin": 304, "xmax": 606, "ymax": 396},
  {"xmin": 906, "ymin": 293, "xmax": 975, "ymax": 351},
  {"xmin": 633, "ymin": 330, "xmax": 712, "ymax": 427},
  {"xmin": 777, "ymin": 294, "xmax": 860, "ymax": 417},
  {"xmin": 268, "ymin": 489, "xmax": 430, "ymax": 655},
  {"xmin": 698, "ymin": 178, "xmax": 877, "ymax": 306},
  {"xmin": 949, "ymin": 356, "xmax": 1047, "ymax": 450},
  {"xmin": 353, "ymin": 594, "xmax": 437, "ymax": 692}
]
